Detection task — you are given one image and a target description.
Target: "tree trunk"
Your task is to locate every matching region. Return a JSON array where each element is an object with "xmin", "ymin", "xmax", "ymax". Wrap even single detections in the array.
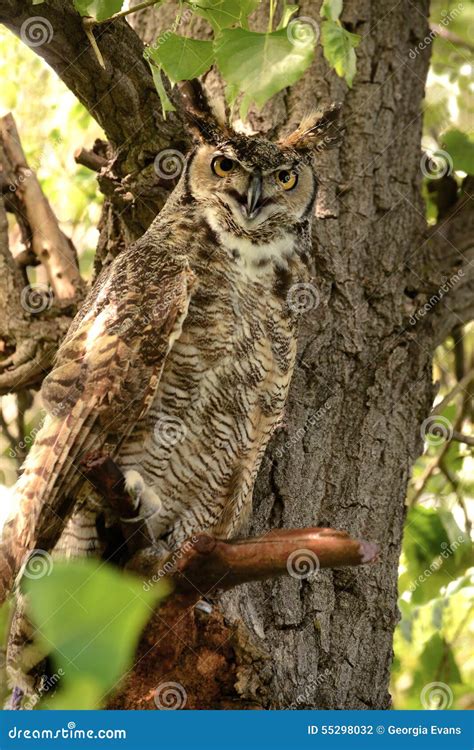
[{"xmin": 1, "ymin": 0, "xmax": 473, "ymax": 710}]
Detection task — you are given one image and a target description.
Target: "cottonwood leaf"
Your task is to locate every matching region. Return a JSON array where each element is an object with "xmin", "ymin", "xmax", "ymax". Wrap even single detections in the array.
[
  {"xmin": 73, "ymin": 0, "xmax": 124, "ymax": 22},
  {"xmin": 191, "ymin": 0, "xmax": 259, "ymax": 31},
  {"xmin": 147, "ymin": 34, "xmax": 214, "ymax": 83},
  {"xmin": 321, "ymin": 19, "xmax": 360, "ymax": 86},
  {"xmin": 214, "ymin": 27, "xmax": 315, "ymax": 119},
  {"xmin": 23, "ymin": 560, "xmax": 168, "ymax": 699},
  {"xmin": 320, "ymin": 0, "xmax": 343, "ymax": 21}
]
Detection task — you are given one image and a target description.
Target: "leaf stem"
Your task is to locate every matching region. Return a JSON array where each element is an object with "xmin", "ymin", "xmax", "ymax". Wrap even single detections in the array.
[{"xmin": 268, "ymin": 0, "xmax": 276, "ymax": 33}]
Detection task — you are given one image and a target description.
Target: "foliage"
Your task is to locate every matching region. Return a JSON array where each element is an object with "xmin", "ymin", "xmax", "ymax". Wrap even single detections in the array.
[
  {"xmin": 5, "ymin": 560, "xmax": 169, "ymax": 709},
  {"xmin": 392, "ymin": 327, "xmax": 474, "ymax": 709},
  {"xmin": 72, "ymin": 0, "xmax": 360, "ymax": 118},
  {"xmin": 0, "ymin": 0, "xmax": 472, "ymax": 713},
  {"xmin": 421, "ymin": 0, "xmax": 474, "ymax": 222}
]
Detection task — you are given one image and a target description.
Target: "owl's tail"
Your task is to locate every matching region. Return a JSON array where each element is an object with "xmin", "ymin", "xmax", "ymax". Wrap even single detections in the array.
[{"xmin": 0, "ymin": 401, "xmax": 99, "ymax": 604}]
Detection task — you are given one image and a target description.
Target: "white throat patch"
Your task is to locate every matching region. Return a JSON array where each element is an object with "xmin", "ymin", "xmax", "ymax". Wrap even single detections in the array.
[{"xmin": 204, "ymin": 208, "xmax": 296, "ymax": 277}]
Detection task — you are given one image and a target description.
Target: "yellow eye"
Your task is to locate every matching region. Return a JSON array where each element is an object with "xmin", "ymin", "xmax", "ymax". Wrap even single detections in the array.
[
  {"xmin": 212, "ymin": 155, "xmax": 235, "ymax": 177},
  {"xmin": 277, "ymin": 169, "xmax": 298, "ymax": 190}
]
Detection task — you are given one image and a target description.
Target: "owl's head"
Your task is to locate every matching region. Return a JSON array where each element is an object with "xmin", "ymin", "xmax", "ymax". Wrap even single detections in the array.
[{"xmin": 177, "ymin": 80, "xmax": 342, "ymax": 245}]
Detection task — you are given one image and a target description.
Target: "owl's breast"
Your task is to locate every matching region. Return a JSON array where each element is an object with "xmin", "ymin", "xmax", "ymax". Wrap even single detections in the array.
[{"xmin": 118, "ymin": 261, "xmax": 299, "ymax": 545}]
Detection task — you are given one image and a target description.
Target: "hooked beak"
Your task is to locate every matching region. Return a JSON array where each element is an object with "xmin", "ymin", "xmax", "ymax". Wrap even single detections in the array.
[{"xmin": 245, "ymin": 174, "xmax": 263, "ymax": 220}]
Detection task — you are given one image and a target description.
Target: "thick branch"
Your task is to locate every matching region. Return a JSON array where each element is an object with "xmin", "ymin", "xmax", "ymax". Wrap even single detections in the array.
[
  {"xmin": 0, "ymin": 1, "xmax": 185, "ymax": 179},
  {"xmin": 81, "ymin": 453, "xmax": 379, "ymax": 594}
]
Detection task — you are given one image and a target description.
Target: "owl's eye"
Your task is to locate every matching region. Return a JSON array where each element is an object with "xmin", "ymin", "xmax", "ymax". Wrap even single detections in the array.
[
  {"xmin": 212, "ymin": 156, "xmax": 235, "ymax": 177},
  {"xmin": 277, "ymin": 170, "xmax": 298, "ymax": 190}
]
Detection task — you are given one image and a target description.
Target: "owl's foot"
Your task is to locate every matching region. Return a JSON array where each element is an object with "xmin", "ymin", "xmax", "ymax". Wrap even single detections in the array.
[{"xmin": 123, "ymin": 469, "xmax": 162, "ymax": 519}]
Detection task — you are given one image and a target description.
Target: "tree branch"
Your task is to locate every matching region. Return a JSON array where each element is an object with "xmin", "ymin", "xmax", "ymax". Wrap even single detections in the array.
[
  {"xmin": 0, "ymin": 0, "xmax": 186, "ymax": 175},
  {"xmin": 81, "ymin": 453, "xmax": 379, "ymax": 594},
  {"xmin": 0, "ymin": 113, "xmax": 83, "ymax": 299}
]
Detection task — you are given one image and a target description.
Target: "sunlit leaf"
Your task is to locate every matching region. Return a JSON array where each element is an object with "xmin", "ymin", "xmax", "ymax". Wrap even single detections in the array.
[
  {"xmin": 214, "ymin": 27, "xmax": 315, "ymax": 119},
  {"xmin": 320, "ymin": 0, "xmax": 343, "ymax": 21},
  {"xmin": 73, "ymin": 0, "xmax": 124, "ymax": 22},
  {"xmin": 147, "ymin": 34, "xmax": 214, "ymax": 83},
  {"xmin": 191, "ymin": 0, "xmax": 259, "ymax": 31},
  {"xmin": 321, "ymin": 19, "xmax": 360, "ymax": 86}
]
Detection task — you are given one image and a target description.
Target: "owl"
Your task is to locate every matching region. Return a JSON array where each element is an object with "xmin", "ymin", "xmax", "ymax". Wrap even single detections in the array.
[{"xmin": 0, "ymin": 82, "xmax": 341, "ymax": 611}]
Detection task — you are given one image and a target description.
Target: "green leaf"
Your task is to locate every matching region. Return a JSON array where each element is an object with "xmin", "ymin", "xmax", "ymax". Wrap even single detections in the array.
[
  {"xmin": 321, "ymin": 19, "xmax": 360, "ymax": 87},
  {"xmin": 73, "ymin": 0, "xmax": 124, "ymax": 22},
  {"xmin": 191, "ymin": 0, "xmax": 259, "ymax": 32},
  {"xmin": 441, "ymin": 129, "xmax": 474, "ymax": 174},
  {"xmin": 148, "ymin": 63, "xmax": 176, "ymax": 118},
  {"xmin": 320, "ymin": 0, "xmax": 343, "ymax": 21},
  {"xmin": 23, "ymin": 560, "xmax": 169, "ymax": 703},
  {"xmin": 32, "ymin": 0, "xmax": 46, "ymax": 5},
  {"xmin": 214, "ymin": 27, "xmax": 315, "ymax": 119},
  {"xmin": 147, "ymin": 34, "xmax": 214, "ymax": 83}
]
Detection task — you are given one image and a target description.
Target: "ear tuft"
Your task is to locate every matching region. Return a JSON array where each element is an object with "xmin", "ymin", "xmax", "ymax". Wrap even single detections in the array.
[
  {"xmin": 279, "ymin": 103, "xmax": 343, "ymax": 152},
  {"xmin": 176, "ymin": 79, "xmax": 228, "ymax": 145}
]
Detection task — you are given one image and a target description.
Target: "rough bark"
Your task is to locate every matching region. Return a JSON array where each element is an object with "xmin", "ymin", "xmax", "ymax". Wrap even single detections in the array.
[{"xmin": 1, "ymin": 0, "xmax": 472, "ymax": 710}]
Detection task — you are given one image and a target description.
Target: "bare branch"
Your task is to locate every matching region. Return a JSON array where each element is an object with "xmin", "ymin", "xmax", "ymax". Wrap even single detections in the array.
[{"xmin": 0, "ymin": 113, "xmax": 83, "ymax": 299}]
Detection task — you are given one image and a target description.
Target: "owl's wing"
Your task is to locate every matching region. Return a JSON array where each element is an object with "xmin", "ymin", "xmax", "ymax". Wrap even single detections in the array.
[{"xmin": 0, "ymin": 240, "xmax": 196, "ymax": 601}]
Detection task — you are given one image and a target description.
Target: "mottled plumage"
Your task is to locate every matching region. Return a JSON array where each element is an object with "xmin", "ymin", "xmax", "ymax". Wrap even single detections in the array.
[{"xmin": 0, "ymin": 83, "xmax": 341, "ymax": 615}]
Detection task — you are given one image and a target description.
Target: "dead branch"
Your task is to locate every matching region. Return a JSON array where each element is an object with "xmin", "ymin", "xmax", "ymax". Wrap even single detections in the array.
[
  {"xmin": 74, "ymin": 147, "xmax": 107, "ymax": 173},
  {"xmin": 0, "ymin": 120, "xmax": 81, "ymax": 395},
  {"xmin": 0, "ymin": 114, "xmax": 83, "ymax": 300}
]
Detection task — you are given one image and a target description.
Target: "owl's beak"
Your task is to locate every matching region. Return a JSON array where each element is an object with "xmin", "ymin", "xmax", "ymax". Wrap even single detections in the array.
[{"xmin": 245, "ymin": 174, "xmax": 263, "ymax": 219}]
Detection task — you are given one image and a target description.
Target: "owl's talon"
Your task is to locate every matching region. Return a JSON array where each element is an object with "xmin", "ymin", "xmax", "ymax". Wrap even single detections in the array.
[{"xmin": 123, "ymin": 469, "xmax": 162, "ymax": 520}]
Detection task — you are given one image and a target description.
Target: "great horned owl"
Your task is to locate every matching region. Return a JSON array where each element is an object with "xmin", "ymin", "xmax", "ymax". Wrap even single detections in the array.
[{"xmin": 0, "ymin": 82, "xmax": 341, "ymax": 606}]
